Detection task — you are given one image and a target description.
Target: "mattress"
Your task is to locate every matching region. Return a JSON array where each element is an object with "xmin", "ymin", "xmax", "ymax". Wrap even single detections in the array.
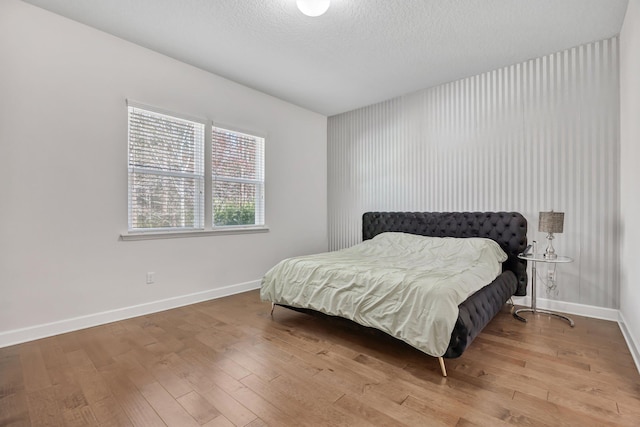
[{"xmin": 260, "ymin": 232, "xmax": 507, "ymax": 357}]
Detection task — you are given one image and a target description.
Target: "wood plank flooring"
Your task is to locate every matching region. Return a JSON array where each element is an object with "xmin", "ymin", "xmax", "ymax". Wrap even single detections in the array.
[{"xmin": 1, "ymin": 290, "xmax": 639, "ymax": 426}]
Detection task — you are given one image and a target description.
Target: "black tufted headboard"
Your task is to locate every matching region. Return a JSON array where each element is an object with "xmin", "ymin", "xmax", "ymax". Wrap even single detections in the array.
[{"xmin": 362, "ymin": 212, "xmax": 528, "ymax": 296}]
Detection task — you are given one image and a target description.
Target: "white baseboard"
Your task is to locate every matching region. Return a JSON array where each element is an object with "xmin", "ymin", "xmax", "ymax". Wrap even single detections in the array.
[
  {"xmin": 511, "ymin": 296, "xmax": 619, "ymax": 321},
  {"xmin": 0, "ymin": 280, "xmax": 261, "ymax": 348},
  {"xmin": 618, "ymin": 312, "xmax": 640, "ymax": 375}
]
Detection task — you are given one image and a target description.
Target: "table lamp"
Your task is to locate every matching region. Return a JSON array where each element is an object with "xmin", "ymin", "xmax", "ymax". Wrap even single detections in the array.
[{"xmin": 539, "ymin": 211, "xmax": 564, "ymax": 260}]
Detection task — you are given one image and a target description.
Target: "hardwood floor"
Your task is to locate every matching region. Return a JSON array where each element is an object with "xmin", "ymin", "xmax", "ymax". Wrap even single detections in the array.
[{"xmin": 1, "ymin": 290, "xmax": 639, "ymax": 426}]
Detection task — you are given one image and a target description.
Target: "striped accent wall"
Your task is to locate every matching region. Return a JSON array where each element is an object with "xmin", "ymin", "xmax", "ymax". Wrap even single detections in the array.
[{"xmin": 328, "ymin": 37, "xmax": 620, "ymax": 309}]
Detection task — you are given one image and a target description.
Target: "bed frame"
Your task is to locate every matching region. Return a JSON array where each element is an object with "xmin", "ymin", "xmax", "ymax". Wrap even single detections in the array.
[{"xmin": 273, "ymin": 211, "xmax": 528, "ymax": 376}]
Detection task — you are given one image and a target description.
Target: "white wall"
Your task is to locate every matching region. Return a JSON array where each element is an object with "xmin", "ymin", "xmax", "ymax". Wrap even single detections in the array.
[
  {"xmin": 328, "ymin": 38, "xmax": 620, "ymax": 311},
  {"xmin": 620, "ymin": 0, "xmax": 640, "ymax": 368},
  {"xmin": 0, "ymin": 0, "xmax": 327, "ymax": 345}
]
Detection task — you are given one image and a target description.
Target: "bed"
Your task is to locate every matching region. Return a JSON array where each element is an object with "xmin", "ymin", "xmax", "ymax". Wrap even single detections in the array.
[{"xmin": 261, "ymin": 212, "xmax": 528, "ymax": 376}]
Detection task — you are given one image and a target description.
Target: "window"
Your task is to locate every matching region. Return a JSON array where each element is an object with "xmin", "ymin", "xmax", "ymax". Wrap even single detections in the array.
[
  {"xmin": 128, "ymin": 105, "xmax": 205, "ymax": 231},
  {"xmin": 126, "ymin": 103, "xmax": 265, "ymax": 236},
  {"xmin": 212, "ymin": 126, "xmax": 265, "ymax": 227}
]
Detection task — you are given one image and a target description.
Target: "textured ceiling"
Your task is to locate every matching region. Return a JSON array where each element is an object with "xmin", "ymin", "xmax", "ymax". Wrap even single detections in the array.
[{"xmin": 23, "ymin": 0, "xmax": 629, "ymax": 116}]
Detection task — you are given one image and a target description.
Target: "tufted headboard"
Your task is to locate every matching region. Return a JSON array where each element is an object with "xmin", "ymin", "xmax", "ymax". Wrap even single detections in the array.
[{"xmin": 362, "ymin": 212, "xmax": 528, "ymax": 296}]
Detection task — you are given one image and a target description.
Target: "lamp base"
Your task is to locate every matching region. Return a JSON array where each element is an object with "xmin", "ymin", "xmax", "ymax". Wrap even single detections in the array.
[{"xmin": 544, "ymin": 233, "xmax": 557, "ymax": 259}]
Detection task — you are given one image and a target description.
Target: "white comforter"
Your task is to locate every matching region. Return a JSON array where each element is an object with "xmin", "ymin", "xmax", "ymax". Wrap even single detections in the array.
[{"xmin": 260, "ymin": 232, "xmax": 507, "ymax": 357}]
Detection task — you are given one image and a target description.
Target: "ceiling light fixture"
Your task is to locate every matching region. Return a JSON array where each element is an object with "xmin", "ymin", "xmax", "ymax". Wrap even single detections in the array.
[{"xmin": 296, "ymin": 0, "xmax": 330, "ymax": 17}]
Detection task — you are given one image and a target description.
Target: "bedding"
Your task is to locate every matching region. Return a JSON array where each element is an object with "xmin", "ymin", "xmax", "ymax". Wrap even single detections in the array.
[
  {"xmin": 262, "ymin": 211, "xmax": 527, "ymax": 376},
  {"xmin": 261, "ymin": 232, "xmax": 507, "ymax": 357}
]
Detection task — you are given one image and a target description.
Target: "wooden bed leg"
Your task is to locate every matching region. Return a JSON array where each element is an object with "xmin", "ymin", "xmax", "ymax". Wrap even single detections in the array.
[
  {"xmin": 270, "ymin": 302, "xmax": 275, "ymax": 316},
  {"xmin": 438, "ymin": 357, "xmax": 447, "ymax": 377}
]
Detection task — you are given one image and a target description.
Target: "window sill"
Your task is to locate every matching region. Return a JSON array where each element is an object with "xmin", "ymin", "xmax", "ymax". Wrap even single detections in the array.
[{"xmin": 120, "ymin": 226, "xmax": 270, "ymax": 241}]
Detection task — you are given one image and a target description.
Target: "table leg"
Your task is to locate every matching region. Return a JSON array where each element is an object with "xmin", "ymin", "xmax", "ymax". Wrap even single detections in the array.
[{"xmin": 512, "ymin": 259, "xmax": 575, "ymax": 327}]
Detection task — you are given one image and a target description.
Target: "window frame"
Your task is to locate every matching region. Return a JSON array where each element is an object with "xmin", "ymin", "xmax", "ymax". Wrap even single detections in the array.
[
  {"xmin": 127, "ymin": 102, "xmax": 206, "ymax": 233},
  {"xmin": 211, "ymin": 124, "xmax": 266, "ymax": 228},
  {"xmin": 122, "ymin": 101, "xmax": 268, "ymax": 240}
]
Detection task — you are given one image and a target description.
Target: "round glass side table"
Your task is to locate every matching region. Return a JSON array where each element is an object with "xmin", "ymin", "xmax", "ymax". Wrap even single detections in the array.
[{"xmin": 514, "ymin": 253, "xmax": 575, "ymax": 327}]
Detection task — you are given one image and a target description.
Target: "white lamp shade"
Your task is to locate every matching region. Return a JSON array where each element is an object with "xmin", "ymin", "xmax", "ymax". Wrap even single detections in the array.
[{"xmin": 297, "ymin": 0, "xmax": 330, "ymax": 17}]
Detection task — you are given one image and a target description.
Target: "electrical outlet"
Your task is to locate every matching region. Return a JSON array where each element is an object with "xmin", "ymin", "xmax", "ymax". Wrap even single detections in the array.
[
  {"xmin": 146, "ymin": 272, "xmax": 155, "ymax": 284},
  {"xmin": 547, "ymin": 270, "xmax": 555, "ymax": 281}
]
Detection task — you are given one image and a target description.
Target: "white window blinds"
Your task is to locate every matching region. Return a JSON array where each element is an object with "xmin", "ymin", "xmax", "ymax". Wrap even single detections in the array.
[
  {"xmin": 212, "ymin": 126, "xmax": 265, "ymax": 227},
  {"xmin": 128, "ymin": 106, "xmax": 205, "ymax": 230}
]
